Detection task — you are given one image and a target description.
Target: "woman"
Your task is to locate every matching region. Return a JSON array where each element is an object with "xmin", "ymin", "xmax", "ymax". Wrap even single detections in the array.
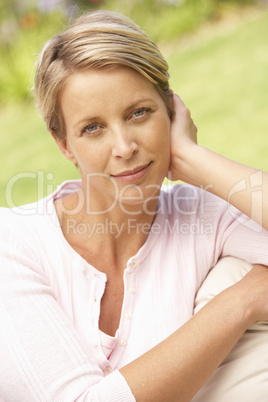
[{"xmin": 0, "ymin": 10, "xmax": 268, "ymax": 401}]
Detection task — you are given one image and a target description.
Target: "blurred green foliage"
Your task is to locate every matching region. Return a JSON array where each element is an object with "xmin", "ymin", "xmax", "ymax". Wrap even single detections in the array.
[
  {"xmin": 0, "ymin": 1, "xmax": 67, "ymax": 102},
  {"xmin": 0, "ymin": 0, "xmax": 257, "ymax": 103},
  {"xmin": 101, "ymin": 0, "xmax": 256, "ymax": 42},
  {"xmin": 1, "ymin": 4, "xmax": 268, "ymax": 207}
]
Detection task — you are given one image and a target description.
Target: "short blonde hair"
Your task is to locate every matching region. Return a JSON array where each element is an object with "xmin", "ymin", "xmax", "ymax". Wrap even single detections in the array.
[{"xmin": 34, "ymin": 10, "xmax": 173, "ymax": 138}]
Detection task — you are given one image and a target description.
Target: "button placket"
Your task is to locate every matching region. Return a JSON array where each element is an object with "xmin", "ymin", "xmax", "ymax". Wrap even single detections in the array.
[
  {"xmin": 124, "ymin": 311, "xmax": 132, "ymax": 320},
  {"xmin": 115, "ymin": 264, "xmax": 136, "ymax": 354},
  {"xmin": 105, "ymin": 366, "xmax": 113, "ymax": 374},
  {"xmin": 128, "ymin": 286, "xmax": 136, "ymax": 294},
  {"xmin": 119, "ymin": 338, "xmax": 127, "ymax": 347}
]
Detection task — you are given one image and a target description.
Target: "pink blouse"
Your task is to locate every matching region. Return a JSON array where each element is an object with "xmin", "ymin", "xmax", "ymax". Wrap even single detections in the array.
[{"xmin": 0, "ymin": 180, "xmax": 267, "ymax": 401}]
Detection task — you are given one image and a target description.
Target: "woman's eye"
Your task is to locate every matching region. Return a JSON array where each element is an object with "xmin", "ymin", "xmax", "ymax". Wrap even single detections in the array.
[
  {"xmin": 132, "ymin": 108, "xmax": 151, "ymax": 120},
  {"xmin": 82, "ymin": 124, "xmax": 101, "ymax": 135},
  {"xmin": 134, "ymin": 109, "xmax": 146, "ymax": 117}
]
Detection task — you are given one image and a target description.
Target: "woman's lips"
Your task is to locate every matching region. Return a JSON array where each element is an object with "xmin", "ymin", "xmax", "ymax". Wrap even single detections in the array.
[{"xmin": 111, "ymin": 162, "xmax": 151, "ymax": 183}]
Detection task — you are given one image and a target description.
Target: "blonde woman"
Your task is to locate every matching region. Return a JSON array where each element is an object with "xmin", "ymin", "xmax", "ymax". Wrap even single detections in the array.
[{"xmin": 0, "ymin": 10, "xmax": 268, "ymax": 401}]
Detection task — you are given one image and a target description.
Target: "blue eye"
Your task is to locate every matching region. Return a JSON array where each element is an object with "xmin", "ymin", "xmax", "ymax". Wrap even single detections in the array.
[
  {"xmin": 132, "ymin": 108, "xmax": 151, "ymax": 120},
  {"xmin": 134, "ymin": 109, "xmax": 146, "ymax": 117},
  {"xmin": 82, "ymin": 124, "xmax": 101, "ymax": 134}
]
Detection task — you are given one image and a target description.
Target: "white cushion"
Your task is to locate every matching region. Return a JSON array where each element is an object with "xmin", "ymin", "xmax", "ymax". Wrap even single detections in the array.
[{"xmin": 192, "ymin": 257, "xmax": 268, "ymax": 402}]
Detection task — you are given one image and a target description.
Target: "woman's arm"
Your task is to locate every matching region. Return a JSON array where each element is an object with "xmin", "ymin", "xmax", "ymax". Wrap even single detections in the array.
[
  {"xmin": 1, "ymin": 215, "xmax": 268, "ymax": 401},
  {"xmin": 120, "ymin": 264, "xmax": 268, "ymax": 401},
  {"xmin": 168, "ymin": 95, "xmax": 268, "ymax": 230}
]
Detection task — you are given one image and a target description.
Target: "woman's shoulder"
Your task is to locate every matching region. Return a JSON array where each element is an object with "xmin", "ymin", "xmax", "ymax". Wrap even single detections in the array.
[
  {"xmin": 0, "ymin": 180, "xmax": 81, "ymax": 227},
  {"xmin": 159, "ymin": 183, "xmax": 227, "ymax": 216},
  {"xmin": 0, "ymin": 199, "xmax": 45, "ymax": 225},
  {"xmin": 0, "ymin": 179, "xmax": 81, "ymax": 247},
  {"xmin": 0, "ymin": 190, "xmax": 60, "ymax": 246},
  {"xmin": 0, "ymin": 204, "xmax": 29, "ymax": 230},
  {"xmin": 0, "ymin": 201, "xmax": 46, "ymax": 247}
]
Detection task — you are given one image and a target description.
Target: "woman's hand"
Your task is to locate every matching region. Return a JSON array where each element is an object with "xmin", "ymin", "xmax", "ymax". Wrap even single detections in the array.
[
  {"xmin": 167, "ymin": 94, "xmax": 268, "ymax": 230},
  {"xmin": 168, "ymin": 94, "xmax": 198, "ymax": 181},
  {"xmin": 232, "ymin": 264, "xmax": 268, "ymax": 324},
  {"xmin": 120, "ymin": 262, "xmax": 268, "ymax": 402}
]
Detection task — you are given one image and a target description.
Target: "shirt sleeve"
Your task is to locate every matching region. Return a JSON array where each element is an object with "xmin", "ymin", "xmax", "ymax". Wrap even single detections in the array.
[
  {"xmin": 0, "ymin": 216, "xmax": 135, "ymax": 401},
  {"xmin": 198, "ymin": 189, "xmax": 268, "ymax": 267}
]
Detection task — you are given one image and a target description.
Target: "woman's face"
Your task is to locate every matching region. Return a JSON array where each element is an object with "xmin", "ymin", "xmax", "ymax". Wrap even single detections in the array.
[{"xmin": 58, "ymin": 67, "xmax": 171, "ymax": 212}]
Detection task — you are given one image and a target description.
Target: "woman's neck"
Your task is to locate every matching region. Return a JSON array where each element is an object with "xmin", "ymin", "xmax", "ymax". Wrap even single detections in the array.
[{"xmin": 54, "ymin": 187, "xmax": 159, "ymax": 274}]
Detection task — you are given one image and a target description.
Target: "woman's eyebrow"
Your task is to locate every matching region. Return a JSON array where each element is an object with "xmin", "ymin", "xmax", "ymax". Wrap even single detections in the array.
[
  {"xmin": 127, "ymin": 97, "xmax": 156, "ymax": 108},
  {"xmin": 74, "ymin": 115, "xmax": 101, "ymax": 129},
  {"xmin": 124, "ymin": 97, "xmax": 158, "ymax": 114}
]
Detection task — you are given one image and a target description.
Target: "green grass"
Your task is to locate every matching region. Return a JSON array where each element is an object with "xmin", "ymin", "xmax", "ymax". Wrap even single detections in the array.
[
  {"xmin": 166, "ymin": 9, "xmax": 268, "ymax": 169},
  {"xmin": 1, "ymin": 7, "xmax": 268, "ymax": 207},
  {"xmin": 0, "ymin": 103, "xmax": 79, "ymax": 207}
]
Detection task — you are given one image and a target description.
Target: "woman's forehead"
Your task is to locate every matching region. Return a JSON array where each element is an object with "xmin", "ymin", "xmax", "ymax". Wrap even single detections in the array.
[
  {"xmin": 60, "ymin": 68, "xmax": 164, "ymax": 128},
  {"xmin": 61, "ymin": 67, "xmax": 159, "ymax": 106}
]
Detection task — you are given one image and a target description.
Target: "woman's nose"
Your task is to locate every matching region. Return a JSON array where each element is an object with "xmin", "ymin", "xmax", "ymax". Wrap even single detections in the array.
[{"xmin": 111, "ymin": 127, "xmax": 139, "ymax": 159}]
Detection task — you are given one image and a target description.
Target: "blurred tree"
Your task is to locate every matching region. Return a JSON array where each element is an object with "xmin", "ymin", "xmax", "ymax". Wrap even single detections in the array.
[
  {"xmin": 75, "ymin": 0, "xmax": 103, "ymax": 10},
  {"xmin": 0, "ymin": 0, "xmax": 260, "ymax": 103},
  {"xmin": 0, "ymin": 0, "xmax": 68, "ymax": 102}
]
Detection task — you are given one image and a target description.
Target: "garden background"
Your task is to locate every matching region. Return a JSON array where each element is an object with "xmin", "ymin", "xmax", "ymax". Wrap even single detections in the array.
[{"xmin": 1, "ymin": 0, "xmax": 268, "ymax": 207}]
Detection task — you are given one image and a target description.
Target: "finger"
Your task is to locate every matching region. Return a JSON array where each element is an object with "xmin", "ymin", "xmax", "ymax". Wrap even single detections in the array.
[
  {"xmin": 172, "ymin": 94, "xmax": 192, "ymax": 117},
  {"xmin": 173, "ymin": 93, "xmax": 188, "ymax": 108}
]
